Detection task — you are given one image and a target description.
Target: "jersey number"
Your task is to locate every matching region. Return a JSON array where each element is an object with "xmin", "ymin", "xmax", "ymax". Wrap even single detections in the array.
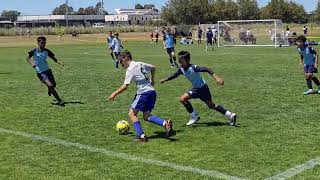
[{"xmin": 140, "ymin": 67, "xmax": 149, "ymax": 80}]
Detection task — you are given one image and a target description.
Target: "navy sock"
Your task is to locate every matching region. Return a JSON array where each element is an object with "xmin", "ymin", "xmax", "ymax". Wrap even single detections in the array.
[
  {"xmin": 133, "ymin": 121, "xmax": 144, "ymax": 137},
  {"xmin": 214, "ymin": 105, "xmax": 227, "ymax": 115},
  {"xmin": 183, "ymin": 101, "xmax": 194, "ymax": 113},
  {"xmin": 312, "ymin": 76, "xmax": 320, "ymax": 86},
  {"xmin": 169, "ymin": 58, "xmax": 173, "ymax": 65},
  {"xmin": 110, "ymin": 53, "xmax": 115, "ymax": 60},
  {"xmin": 148, "ymin": 115, "xmax": 165, "ymax": 126},
  {"xmin": 115, "ymin": 60, "xmax": 119, "ymax": 68},
  {"xmin": 306, "ymin": 79, "xmax": 313, "ymax": 89}
]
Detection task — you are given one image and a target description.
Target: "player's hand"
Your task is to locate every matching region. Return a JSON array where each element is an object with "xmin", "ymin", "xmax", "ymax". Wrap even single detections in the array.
[
  {"xmin": 150, "ymin": 80, "xmax": 155, "ymax": 86},
  {"xmin": 213, "ymin": 76, "xmax": 224, "ymax": 86},
  {"xmin": 315, "ymin": 63, "xmax": 318, "ymax": 69},
  {"xmin": 160, "ymin": 79, "xmax": 166, "ymax": 84},
  {"xmin": 107, "ymin": 93, "xmax": 116, "ymax": 101}
]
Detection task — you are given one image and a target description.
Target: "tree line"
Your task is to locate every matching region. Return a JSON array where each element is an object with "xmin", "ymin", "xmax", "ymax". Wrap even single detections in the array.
[{"xmin": 161, "ymin": 0, "xmax": 320, "ymax": 24}]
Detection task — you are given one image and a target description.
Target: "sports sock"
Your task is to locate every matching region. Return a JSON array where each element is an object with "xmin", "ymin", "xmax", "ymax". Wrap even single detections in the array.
[
  {"xmin": 115, "ymin": 60, "xmax": 119, "ymax": 68},
  {"xmin": 133, "ymin": 121, "xmax": 144, "ymax": 137},
  {"xmin": 110, "ymin": 53, "xmax": 115, "ymax": 60},
  {"xmin": 148, "ymin": 115, "xmax": 165, "ymax": 126},
  {"xmin": 312, "ymin": 76, "xmax": 320, "ymax": 86},
  {"xmin": 214, "ymin": 105, "xmax": 227, "ymax": 115},
  {"xmin": 50, "ymin": 88, "xmax": 62, "ymax": 102},
  {"xmin": 169, "ymin": 58, "xmax": 173, "ymax": 65},
  {"xmin": 183, "ymin": 101, "xmax": 194, "ymax": 113},
  {"xmin": 306, "ymin": 79, "xmax": 313, "ymax": 89}
]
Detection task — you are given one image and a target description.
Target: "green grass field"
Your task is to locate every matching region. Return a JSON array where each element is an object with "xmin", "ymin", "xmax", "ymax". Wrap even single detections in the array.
[{"xmin": 0, "ymin": 39, "xmax": 319, "ymax": 180}]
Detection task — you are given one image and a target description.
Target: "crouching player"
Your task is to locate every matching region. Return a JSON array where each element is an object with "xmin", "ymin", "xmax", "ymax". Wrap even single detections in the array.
[
  {"xmin": 27, "ymin": 36, "xmax": 65, "ymax": 106},
  {"xmin": 160, "ymin": 51, "xmax": 237, "ymax": 126},
  {"xmin": 296, "ymin": 35, "xmax": 320, "ymax": 95},
  {"xmin": 107, "ymin": 50, "xmax": 173, "ymax": 142}
]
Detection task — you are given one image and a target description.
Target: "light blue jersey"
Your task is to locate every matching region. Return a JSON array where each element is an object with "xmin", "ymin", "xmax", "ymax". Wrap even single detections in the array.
[
  {"xmin": 28, "ymin": 48, "xmax": 55, "ymax": 73},
  {"xmin": 180, "ymin": 65, "xmax": 206, "ymax": 88},
  {"xmin": 298, "ymin": 45, "xmax": 316, "ymax": 66},
  {"xmin": 107, "ymin": 35, "xmax": 114, "ymax": 47},
  {"xmin": 163, "ymin": 34, "xmax": 174, "ymax": 49}
]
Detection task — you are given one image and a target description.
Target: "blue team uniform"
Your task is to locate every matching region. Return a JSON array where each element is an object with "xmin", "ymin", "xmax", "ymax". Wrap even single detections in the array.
[
  {"xmin": 163, "ymin": 33, "xmax": 175, "ymax": 54},
  {"xmin": 298, "ymin": 45, "xmax": 317, "ymax": 73},
  {"xmin": 206, "ymin": 31, "xmax": 213, "ymax": 44},
  {"xmin": 166, "ymin": 64, "xmax": 214, "ymax": 101},
  {"xmin": 28, "ymin": 48, "xmax": 57, "ymax": 84},
  {"xmin": 107, "ymin": 35, "xmax": 114, "ymax": 48}
]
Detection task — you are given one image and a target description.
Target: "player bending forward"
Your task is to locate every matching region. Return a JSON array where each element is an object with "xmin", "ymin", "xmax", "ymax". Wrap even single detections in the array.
[
  {"xmin": 107, "ymin": 50, "xmax": 173, "ymax": 142},
  {"xmin": 160, "ymin": 51, "xmax": 237, "ymax": 126}
]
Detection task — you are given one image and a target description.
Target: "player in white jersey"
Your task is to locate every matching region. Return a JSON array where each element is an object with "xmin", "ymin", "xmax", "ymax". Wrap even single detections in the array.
[
  {"xmin": 106, "ymin": 31, "xmax": 115, "ymax": 61},
  {"xmin": 111, "ymin": 33, "xmax": 123, "ymax": 68},
  {"xmin": 107, "ymin": 50, "xmax": 173, "ymax": 142}
]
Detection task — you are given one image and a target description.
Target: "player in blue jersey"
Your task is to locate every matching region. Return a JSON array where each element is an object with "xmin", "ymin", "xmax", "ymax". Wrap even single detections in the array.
[
  {"xmin": 160, "ymin": 51, "xmax": 237, "ymax": 126},
  {"xmin": 107, "ymin": 31, "xmax": 115, "ymax": 61},
  {"xmin": 163, "ymin": 28, "xmax": 179, "ymax": 68},
  {"xmin": 206, "ymin": 27, "xmax": 214, "ymax": 51},
  {"xmin": 111, "ymin": 33, "xmax": 123, "ymax": 68},
  {"xmin": 296, "ymin": 35, "xmax": 320, "ymax": 95},
  {"xmin": 107, "ymin": 50, "xmax": 173, "ymax": 142},
  {"xmin": 27, "ymin": 36, "xmax": 65, "ymax": 106}
]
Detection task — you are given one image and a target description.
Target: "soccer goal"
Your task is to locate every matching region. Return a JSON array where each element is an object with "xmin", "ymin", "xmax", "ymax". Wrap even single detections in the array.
[{"xmin": 216, "ymin": 19, "xmax": 287, "ymax": 48}]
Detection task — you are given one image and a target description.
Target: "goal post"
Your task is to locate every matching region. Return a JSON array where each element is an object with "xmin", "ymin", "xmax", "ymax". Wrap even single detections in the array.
[{"xmin": 216, "ymin": 19, "xmax": 287, "ymax": 48}]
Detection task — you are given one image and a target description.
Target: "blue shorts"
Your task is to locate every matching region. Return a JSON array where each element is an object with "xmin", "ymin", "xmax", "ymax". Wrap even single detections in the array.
[
  {"xmin": 187, "ymin": 84, "xmax": 212, "ymax": 101},
  {"xmin": 37, "ymin": 69, "xmax": 56, "ymax": 86},
  {"xmin": 131, "ymin": 90, "xmax": 156, "ymax": 112},
  {"xmin": 304, "ymin": 65, "xmax": 316, "ymax": 73},
  {"xmin": 166, "ymin": 47, "xmax": 175, "ymax": 54}
]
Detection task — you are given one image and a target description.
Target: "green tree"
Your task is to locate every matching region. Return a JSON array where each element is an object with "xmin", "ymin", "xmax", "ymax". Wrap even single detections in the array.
[
  {"xmin": 237, "ymin": 0, "xmax": 260, "ymax": 20},
  {"xmin": 284, "ymin": 1, "xmax": 307, "ymax": 23},
  {"xmin": 210, "ymin": 0, "xmax": 239, "ymax": 22},
  {"xmin": 0, "ymin": 10, "xmax": 21, "ymax": 22},
  {"xmin": 76, "ymin": 8, "xmax": 85, "ymax": 15},
  {"xmin": 52, "ymin": 3, "xmax": 74, "ymax": 15},
  {"xmin": 315, "ymin": 0, "xmax": 320, "ymax": 23}
]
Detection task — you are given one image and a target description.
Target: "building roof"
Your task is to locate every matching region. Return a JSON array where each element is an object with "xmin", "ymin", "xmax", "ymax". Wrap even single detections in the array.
[{"xmin": 115, "ymin": 9, "xmax": 159, "ymax": 15}]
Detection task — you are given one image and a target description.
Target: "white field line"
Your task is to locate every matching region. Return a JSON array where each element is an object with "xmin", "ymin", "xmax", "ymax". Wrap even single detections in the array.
[
  {"xmin": 0, "ymin": 128, "xmax": 246, "ymax": 180},
  {"xmin": 265, "ymin": 157, "xmax": 320, "ymax": 180}
]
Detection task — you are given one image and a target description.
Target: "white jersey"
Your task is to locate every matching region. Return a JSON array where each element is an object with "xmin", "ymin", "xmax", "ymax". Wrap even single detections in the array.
[
  {"xmin": 124, "ymin": 61, "xmax": 155, "ymax": 94},
  {"xmin": 285, "ymin": 30, "xmax": 291, "ymax": 37},
  {"xmin": 212, "ymin": 28, "xmax": 217, "ymax": 37},
  {"xmin": 111, "ymin": 38, "xmax": 122, "ymax": 53}
]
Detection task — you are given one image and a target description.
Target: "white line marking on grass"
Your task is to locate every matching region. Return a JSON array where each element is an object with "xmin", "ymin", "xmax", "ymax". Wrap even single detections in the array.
[
  {"xmin": 0, "ymin": 128, "xmax": 246, "ymax": 180},
  {"xmin": 265, "ymin": 157, "xmax": 320, "ymax": 180}
]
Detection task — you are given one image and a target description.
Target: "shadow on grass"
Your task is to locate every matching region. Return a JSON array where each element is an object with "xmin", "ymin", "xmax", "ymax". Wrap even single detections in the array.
[
  {"xmin": 192, "ymin": 121, "xmax": 242, "ymax": 128},
  {"xmin": 148, "ymin": 130, "xmax": 183, "ymax": 142},
  {"xmin": 0, "ymin": 72, "xmax": 14, "ymax": 75},
  {"xmin": 51, "ymin": 101, "xmax": 84, "ymax": 107}
]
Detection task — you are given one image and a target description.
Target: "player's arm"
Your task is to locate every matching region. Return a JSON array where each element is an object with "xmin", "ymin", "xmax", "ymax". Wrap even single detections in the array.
[
  {"xmin": 160, "ymin": 69, "xmax": 182, "ymax": 84},
  {"xmin": 47, "ymin": 49, "xmax": 63, "ymax": 66},
  {"xmin": 107, "ymin": 84, "xmax": 129, "ymax": 101},
  {"xmin": 163, "ymin": 36, "xmax": 166, "ymax": 49},
  {"xmin": 142, "ymin": 63, "xmax": 156, "ymax": 86},
  {"xmin": 26, "ymin": 50, "xmax": 36, "ymax": 68},
  {"xmin": 194, "ymin": 66, "xmax": 224, "ymax": 86},
  {"xmin": 311, "ymin": 48, "xmax": 318, "ymax": 68},
  {"xmin": 108, "ymin": 73, "xmax": 132, "ymax": 101},
  {"xmin": 299, "ymin": 54, "xmax": 304, "ymax": 68}
]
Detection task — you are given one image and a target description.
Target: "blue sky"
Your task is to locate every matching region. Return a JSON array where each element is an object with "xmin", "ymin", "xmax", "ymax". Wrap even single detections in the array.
[{"xmin": 0, "ymin": 0, "xmax": 316, "ymax": 15}]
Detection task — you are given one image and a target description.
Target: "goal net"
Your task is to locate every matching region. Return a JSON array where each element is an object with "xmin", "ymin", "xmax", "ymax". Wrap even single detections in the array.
[{"xmin": 215, "ymin": 19, "xmax": 287, "ymax": 47}]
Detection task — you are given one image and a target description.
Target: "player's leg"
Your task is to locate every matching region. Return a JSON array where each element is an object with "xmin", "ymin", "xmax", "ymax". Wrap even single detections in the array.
[
  {"xmin": 167, "ymin": 49, "xmax": 174, "ymax": 67},
  {"xmin": 109, "ymin": 47, "xmax": 115, "ymax": 60},
  {"xmin": 311, "ymin": 67, "xmax": 320, "ymax": 93},
  {"xmin": 128, "ymin": 109, "xmax": 147, "ymax": 142},
  {"xmin": 172, "ymin": 51, "xmax": 178, "ymax": 67},
  {"xmin": 115, "ymin": 52, "xmax": 120, "ymax": 68},
  {"xmin": 205, "ymin": 42, "xmax": 208, "ymax": 51},
  {"xmin": 143, "ymin": 111, "xmax": 173, "ymax": 137},
  {"xmin": 43, "ymin": 79, "xmax": 64, "ymax": 105},
  {"xmin": 204, "ymin": 100, "xmax": 237, "ymax": 126},
  {"xmin": 180, "ymin": 93, "xmax": 199, "ymax": 126},
  {"xmin": 304, "ymin": 70, "xmax": 313, "ymax": 95}
]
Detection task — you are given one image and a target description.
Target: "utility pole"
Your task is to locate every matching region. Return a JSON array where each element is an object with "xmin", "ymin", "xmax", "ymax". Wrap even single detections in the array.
[
  {"xmin": 66, "ymin": 0, "xmax": 69, "ymax": 26},
  {"xmin": 101, "ymin": 0, "xmax": 104, "ymax": 15}
]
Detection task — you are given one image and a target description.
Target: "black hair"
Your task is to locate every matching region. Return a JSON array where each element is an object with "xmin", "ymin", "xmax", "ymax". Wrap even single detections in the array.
[
  {"xmin": 37, "ymin": 36, "xmax": 46, "ymax": 42},
  {"xmin": 178, "ymin": 51, "xmax": 190, "ymax": 62},
  {"xmin": 296, "ymin": 35, "xmax": 306, "ymax": 43}
]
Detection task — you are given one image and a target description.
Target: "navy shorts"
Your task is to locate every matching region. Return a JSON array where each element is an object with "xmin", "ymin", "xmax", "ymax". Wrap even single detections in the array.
[
  {"xmin": 187, "ymin": 84, "xmax": 212, "ymax": 101},
  {"xmin": 131, "ymin": 90, "xmax": 156, "ymax": 112},
  {"xmin": 166, "ymin": 47, "xmax": 175, "ymax": 54},
  {"xmin": 304, "ymin": 65, "xmax": 316, "ymax": 73},
  {"xmin": 37, "ymin": 69, "xmax": 56, "ymax": 86},
  {"xmin": 206, "ymin": 39, "xmax": 213, "ymax": 45}
]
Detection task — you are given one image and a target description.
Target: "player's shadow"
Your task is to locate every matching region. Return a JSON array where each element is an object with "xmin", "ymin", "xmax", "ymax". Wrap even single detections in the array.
[
  {"xmin": 51, "ymin": 101, "xmax": 84, "ymax": 106},
  {"xmin": 148, "ymin": 130, "xmax": 182, "ymax": 142},
  {"xmin": 0, "ymin": 72, "xmax": 13, "ymax": 75},
  {"xmin": 192, "ymin": 121, "xmax": 242, "ymax": 128}
]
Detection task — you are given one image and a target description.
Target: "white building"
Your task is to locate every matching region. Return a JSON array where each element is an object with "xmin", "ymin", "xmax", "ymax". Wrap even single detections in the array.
[{"xmin": 105, "ymin": 9, "xmax": 161, "ymax": 25}]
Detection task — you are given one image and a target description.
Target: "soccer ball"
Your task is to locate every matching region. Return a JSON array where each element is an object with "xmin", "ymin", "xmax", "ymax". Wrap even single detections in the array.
[{"xmin": 116, "ymin": 120, "xmax": 130, "ymax": 134}]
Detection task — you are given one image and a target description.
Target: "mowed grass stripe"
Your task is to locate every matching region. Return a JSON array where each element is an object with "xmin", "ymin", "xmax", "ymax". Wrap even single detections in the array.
[{"xmin": 0, "ymin": 127, "xmax": 247, "ymax": 180}]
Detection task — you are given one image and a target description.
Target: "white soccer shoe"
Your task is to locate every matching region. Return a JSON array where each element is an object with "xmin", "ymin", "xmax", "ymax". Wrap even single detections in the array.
[
  {"xmin": 186, "ymin": 112, "xmax": 200, "ymax": 126},
  {"xmin": 228, "ymin": 113, "xmax": 237, "ymax": 126},
  {"xmin": 303, "ymin": 89, "xmax": 313, "ymax": 95}
]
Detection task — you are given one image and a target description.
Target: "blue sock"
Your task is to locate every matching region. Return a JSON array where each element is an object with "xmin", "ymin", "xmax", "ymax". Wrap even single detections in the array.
[
  {"xmin": 133, "ymin": 121, "xmax": 144, "ymax": 137},
  {"xmin": 148, "ymin": 115, "xmax": 165, "ymax": 126}
]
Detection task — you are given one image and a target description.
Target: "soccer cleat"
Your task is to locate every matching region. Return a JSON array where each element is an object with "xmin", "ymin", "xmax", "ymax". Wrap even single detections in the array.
[
  {"xmin": 318, "ymin": 89, "xmax": 320, "ymax": 94},
  {"xmin": 228, "ymin": 113, "xmax": 237, "ymax": 126},
  {"xmin": 57, "ymin": 100, "xmax": 66, "ymax": 106},
  {"xmin": 303, "ymin": 89, "xmax": 313, "ymax": 95},
  {"xmin": 164, "ymin": 119, "xmax": 173, "ymax": 137},
  {"xmin": 48, "ymin": 90, "xmax": 52, "ymax": 96},
  {"xmin": 170, "ymin": 64, "xmax": 175, "ymax": 68},
  {"xmin": 186, "ymin": 112, "xmax": 200, "ymax": 126},
  {"xmin": 133, "ymin": 134, "xmax": 148, "ymax": 142}
]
